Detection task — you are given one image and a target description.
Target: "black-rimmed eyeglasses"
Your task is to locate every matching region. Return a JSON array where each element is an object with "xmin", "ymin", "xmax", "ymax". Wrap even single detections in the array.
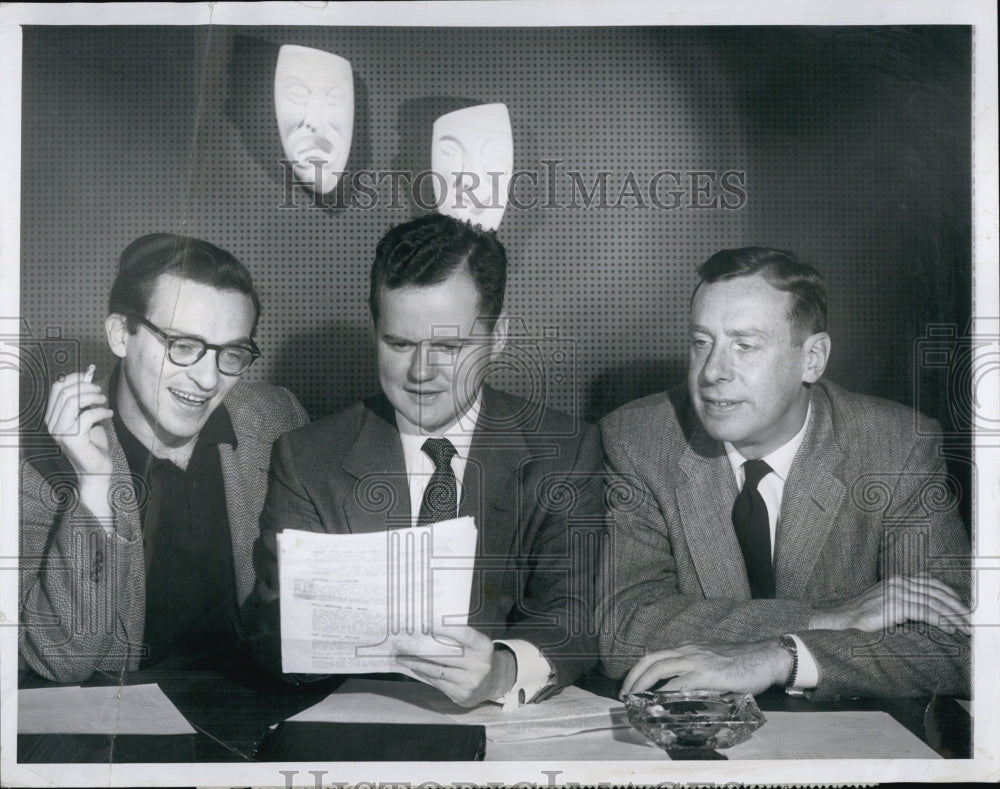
[{"xmin": 135, "ymin": 317, "xmax": 261, "ymax": 376}]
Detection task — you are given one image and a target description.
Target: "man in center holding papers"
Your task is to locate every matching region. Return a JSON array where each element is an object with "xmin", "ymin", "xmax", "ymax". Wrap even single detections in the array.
[{"xmin": 247, "ymin": 214, "xmax": 602, "ymax": 707}]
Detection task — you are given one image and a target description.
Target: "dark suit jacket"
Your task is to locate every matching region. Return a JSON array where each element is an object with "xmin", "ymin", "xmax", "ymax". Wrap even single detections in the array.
[
  {"xmin": 19, "ymin": 381, "xmax": 309, "ymax": 682},
  {"xmin": 245, "ymin": 386, "xmax": 603, "ymax": 689},
  {"xmin": 598, "ymin": 380, "xmax": 971, "ymax": 700}
]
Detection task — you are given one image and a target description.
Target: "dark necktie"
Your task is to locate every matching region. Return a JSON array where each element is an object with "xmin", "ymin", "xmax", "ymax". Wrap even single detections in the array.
[
  {"xmin": 732, "ymin": 458, "xmax": 775, "ymax": 599},
  {"xmin": 417, "ymin": 438, "xmax": 458, "ymax": 526}
]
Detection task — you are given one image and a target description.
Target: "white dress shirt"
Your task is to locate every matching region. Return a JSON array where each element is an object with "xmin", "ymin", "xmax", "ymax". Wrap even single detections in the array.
[
  {"xmin": 395, "ymin": 398, "xmax": 554, "ymax": 707},
  {"xmin": 398, "ymin": 399, "xmax": 480, "ymax": 526},
  {"xmin": 724, "ymin": 402, "xmax": 819, "ymax": 691}
]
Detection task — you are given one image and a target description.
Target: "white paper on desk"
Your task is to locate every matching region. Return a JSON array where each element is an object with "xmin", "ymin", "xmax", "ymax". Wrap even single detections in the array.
[
  {"xmin": 289, "ymin": 678, "xmax": 451, "ymax": 725},
  {"xmin": 18, "ymin": 684, "xmax": 195, "ymax": 735},
  {"xmin": 725, "ymin": 710, "xmax": 940, "ymax": 759},
  {"xmin": 434, "ymin": 684, "xmax": 629, "ymax": 742},
  {"xmin": 278, "ymin": 517, "xmax": 478, "ymax": 674},
  {"xmin": 487, "ymin": 726, "xmax": 665, "ymax": 761},
  {"xmin": 298, "ymin": 678, "xmax": 629, "ymax": 743}
]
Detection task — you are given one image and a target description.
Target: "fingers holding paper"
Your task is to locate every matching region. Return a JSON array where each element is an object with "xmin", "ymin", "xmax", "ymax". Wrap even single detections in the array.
[{"xmin": 395, "ymin": 625, "xmax": 516, "ymax": 708}]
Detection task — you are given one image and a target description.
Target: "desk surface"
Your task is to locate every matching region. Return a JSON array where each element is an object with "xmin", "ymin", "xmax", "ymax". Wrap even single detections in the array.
[{"xmin": 17, "ymin": 668, "xmax": 971, "ymax": 763}]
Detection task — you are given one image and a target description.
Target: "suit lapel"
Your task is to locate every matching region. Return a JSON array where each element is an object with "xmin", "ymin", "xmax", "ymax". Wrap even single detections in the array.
[
  {"xmin": 103, "ymin": 420, "xmax": 144, "ymax": 541},
  {"xmin": 675, "ymin": 410, "xmax": 751, "ymax": 599},
  {"xmin": 218, "ymin": 443, "xmax": 258, "ymax": 605},
  {"xmin": 216, "ymin": 390, "xmax": 273, "ymax": 606},
  {"xmin": 774, "ymin": 386, "xmax": 847, "ymax": 599},
  {"xmin": 461, "ymin": 388, "xmax": 521, "ymax": 561},
  {"xmin": 101, "ymin": 415, "xmax": 147, "ymax": 656},
  {"xmin": 341, "ymin": 397, "xmax": 412, "ymax": 533},
  {"xmin": 331, "ymin": 390, "xmax": 521, "ymax": 552}
]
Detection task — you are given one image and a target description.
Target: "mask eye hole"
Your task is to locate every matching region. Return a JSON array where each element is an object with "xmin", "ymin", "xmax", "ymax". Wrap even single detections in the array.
[{"xmin": 283, "ymin": 82, "xmax": 310, "ymax": 105}]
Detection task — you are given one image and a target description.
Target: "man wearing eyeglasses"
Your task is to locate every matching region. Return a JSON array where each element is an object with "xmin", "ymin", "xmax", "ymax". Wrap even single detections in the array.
[{"xmin": 19, "ymin": 233, "xmax": 308, "ymax": 682}]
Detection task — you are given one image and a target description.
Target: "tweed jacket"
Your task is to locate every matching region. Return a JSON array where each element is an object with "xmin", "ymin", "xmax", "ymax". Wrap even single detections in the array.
[
  {"xmin": 598, "ymin": 380, "xmax": 971, "ymax": 700},
  {"xmin": 244, "ymin": 386, "xmax": 604, "ymax": 689},
  {"xmin": 19, "ymin": 380, "xmax": 308, "ymax": 682}
]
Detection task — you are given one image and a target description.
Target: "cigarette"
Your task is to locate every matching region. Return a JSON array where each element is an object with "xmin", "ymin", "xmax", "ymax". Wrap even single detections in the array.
[{"xmin": 84, "ymin": 364, "xmax": 96, "ymax": 383}]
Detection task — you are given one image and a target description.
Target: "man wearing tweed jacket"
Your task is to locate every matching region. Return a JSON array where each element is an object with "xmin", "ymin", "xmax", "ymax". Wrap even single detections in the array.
[
  {"xmin": 600, "ymin": 247, "xmax": 971, "ymax": 701},
  {"xmin": 19, "ymin": 233, "xmax": 308, "ymax": 682}
]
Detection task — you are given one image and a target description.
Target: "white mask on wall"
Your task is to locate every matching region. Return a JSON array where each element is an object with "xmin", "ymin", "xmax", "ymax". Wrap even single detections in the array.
[
  {"xmin": 274, "ymin": 45, "xmax": 354, "ymax": 195},
  {"xmin": 431, "ymin": 103, "xmax": 513, "ymax": 230}
]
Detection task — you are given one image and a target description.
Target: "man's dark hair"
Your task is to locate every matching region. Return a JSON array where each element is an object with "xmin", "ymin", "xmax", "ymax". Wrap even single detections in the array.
[
  {"xmin": 694, "ymin": 246, "xmax": 827, "ymax": 341},
  {"xmin": 369, "ymin": 214, "xmax": 507, "ymax": 329},
  {"xmin": 109, "ymin": 233, "xmax": 261, "ymax": 334}
]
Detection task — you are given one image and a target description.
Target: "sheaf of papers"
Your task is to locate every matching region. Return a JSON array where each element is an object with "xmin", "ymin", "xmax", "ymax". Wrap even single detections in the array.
[
  {"xmin": 292, "ymin": 678, "xmax": 629, "ymax": 742},
  {"xmin": 18, "ymin": 684, "xmax": 196, "ymax": 735},
  {"xmin": 278, "ymin": 517, "xmax": 478, "ymax": 674},
  {"xmin": 724, "ymin": 710, "xmax": 941, "ymax": 759}
]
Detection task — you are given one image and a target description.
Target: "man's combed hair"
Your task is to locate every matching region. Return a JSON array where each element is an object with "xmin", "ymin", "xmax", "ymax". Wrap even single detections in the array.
[
  {"xmin": 369, "ymin": 214, "xmax": 507, "ymax": 329},
  {"xmin": 109, "ymin": 233, "xmax": 261, "ymax": 334},
  {"xmin": 695, "ymin": 246, "xmax": 827, "ymax": 341}
]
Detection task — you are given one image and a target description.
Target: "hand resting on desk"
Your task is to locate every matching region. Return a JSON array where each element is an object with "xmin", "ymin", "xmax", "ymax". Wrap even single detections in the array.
[
  {"xmin": 618, "ymin": 573, "xmax": 970, "ymax": 697},
  {"xmin": 619, "ymin": 640, "xmax": 791, "ymax": 697}
]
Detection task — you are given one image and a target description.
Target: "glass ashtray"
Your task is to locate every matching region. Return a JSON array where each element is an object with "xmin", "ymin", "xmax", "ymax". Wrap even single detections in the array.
[{"xmin": 624, "ymin": 690, "xmax": 766, "ymax": 750}]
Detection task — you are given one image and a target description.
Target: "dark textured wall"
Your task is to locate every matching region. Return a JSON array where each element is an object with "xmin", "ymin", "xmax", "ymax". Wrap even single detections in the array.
[{"xmin": 20, "ymin": 26, "xmax": 971, "ymax": 462}]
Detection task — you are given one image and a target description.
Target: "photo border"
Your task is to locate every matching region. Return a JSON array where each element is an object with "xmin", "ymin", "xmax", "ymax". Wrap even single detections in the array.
[{"xmin": 1, "ymin": 1, "xmax": 996, "ymax": 786}]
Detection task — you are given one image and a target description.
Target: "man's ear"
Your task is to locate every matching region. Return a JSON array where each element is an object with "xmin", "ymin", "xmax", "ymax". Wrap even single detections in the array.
[
  {"xmin": 105, "ymin": 314, "xmax": 129, "ymax": 359},
  {"xmin": 489, "ymin": 311, "xmax": 508, "ymax": 359},
  {"xmin": 802, "ymin": 332, "xmax": 831, "ymax": 383}
]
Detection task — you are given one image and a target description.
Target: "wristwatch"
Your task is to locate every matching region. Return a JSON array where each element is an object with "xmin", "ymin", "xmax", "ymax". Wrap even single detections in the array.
[{"xmin": 777, "ymin": 634, "xmax": 799, "ymax": 689}]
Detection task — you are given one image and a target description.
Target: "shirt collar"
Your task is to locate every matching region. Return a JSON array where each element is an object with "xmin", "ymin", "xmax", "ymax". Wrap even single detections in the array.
[
  {"xmin": 725, "ymin": 400, "xmax": 812, "ymax": 483},
  {"xmin": 396, "ymin": 394, "xmax": 482, "ymax": 463},
  {"xmin": 108, "ymin": 363, "xmax": 237, "ymax": 467}
]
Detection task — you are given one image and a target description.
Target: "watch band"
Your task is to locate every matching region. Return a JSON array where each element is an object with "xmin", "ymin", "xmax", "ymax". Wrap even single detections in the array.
[{"xmin": 778, "ymin": 634, "xmax": 799, "ymax": 689}]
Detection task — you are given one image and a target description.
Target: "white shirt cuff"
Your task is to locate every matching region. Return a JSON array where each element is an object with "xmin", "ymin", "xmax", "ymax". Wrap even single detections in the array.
[
  {"xmin": 788, "ymin": 633, "xmax": 819, "ymax": 690},
  {"xmin": 491, "ymin": 639, "xmax": 554, "ymax": 710}
]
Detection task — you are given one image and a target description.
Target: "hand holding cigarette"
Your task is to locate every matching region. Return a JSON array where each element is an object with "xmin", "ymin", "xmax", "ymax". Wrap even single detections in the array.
[{"xmin": 43, "ymin": 364, "xmax": 114, "ymax": 482}]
